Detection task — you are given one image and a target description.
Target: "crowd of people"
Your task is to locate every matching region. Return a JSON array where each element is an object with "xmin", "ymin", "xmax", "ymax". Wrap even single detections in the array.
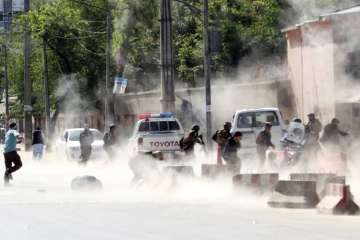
[
  {"xmin": 179, "ymin": 113, "xmax": 350, "ymax": 175},
  {"xmin": 1, "ymin": 113, "xmax": 350, "ymax": 186},
  {"xmin": 2, "ymin": 122, "xmax": 119, "ymax": 185}
]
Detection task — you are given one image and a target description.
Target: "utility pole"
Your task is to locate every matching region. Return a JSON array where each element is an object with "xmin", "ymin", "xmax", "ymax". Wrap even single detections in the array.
[
  {"xmin": 3, "ymin": 0, "xmax": 11, "ymax": 130},
  {"xmin": 42, "ymin": 37, "xmax": 50, "ymax": 139},
  {"xmin": 105, "ymin": 14, "xmax": 112, "ymax": 128},
  {"xmin": 24, "ymin": 0, "xmax": 32, "ymax": 150},
  {"xmin": 160, "ymin": 0, "xmax": 175, "ymax": 113},
  {"xmin": 203, "ymin": 0, "xmax": 212, "ymax": 145},
  {"xmin": 4, "ymin": 44, "xmax": 9, "ymax": 129}
]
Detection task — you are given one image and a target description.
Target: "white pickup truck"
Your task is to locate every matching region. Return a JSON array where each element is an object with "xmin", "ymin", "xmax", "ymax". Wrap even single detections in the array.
[
  {"xmin": 231, "ymin": 108, "xmax": 287, "ymax": 160},
  {"xmin": 129, "ymin": 112, "xmax": 185, "ymax": 154}
]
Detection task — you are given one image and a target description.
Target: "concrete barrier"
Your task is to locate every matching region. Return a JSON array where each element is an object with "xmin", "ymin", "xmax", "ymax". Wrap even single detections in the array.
[
  {"xmin": 164, "ymin": 166, "xmax": 194, "ymax": 177},
  {"xmin": 290, "ymin": 173, "xmax": 337, "ymax": 182},
  {"xmin": 71, "ymin": 175, "xmax": 103, "ymax": 191},
  {"xmin": 233, "ymin": 173, "xmax": 279, "ymax": 193},
  {"xmin": 290, "ymin": 173, "xmax": 345, "ymax": 199},
  {"xmin": 268, "ymin": 180, "xmax": 320, "ymax": 208},
  {"xmin": 201, "ymin": 164, "xmax": 230, "ymax": 179},
  {"xmin": 317, "ymin": 183, "xmax": 359, "ymax": 215}
]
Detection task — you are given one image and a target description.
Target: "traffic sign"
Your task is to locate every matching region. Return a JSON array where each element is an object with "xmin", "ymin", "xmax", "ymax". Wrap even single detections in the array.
[
  {"xmin": 113, "ymin": 76, "xmax": 127, "ymax": 95},
  {"xmin": 24, "ymin": 104, "xmax": 32, "ymax": 112}
]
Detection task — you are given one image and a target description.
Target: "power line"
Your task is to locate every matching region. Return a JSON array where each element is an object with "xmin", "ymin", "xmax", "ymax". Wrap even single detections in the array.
[
  {"xmin": 79, "ymin": 19, "xmax": 106, "ymax": 23},
  {"xmin": 77, "ymin": 41, "xmax": 106, "ymax": 56},
  {"xmin": 30, "ymin": 25, "xmax": 106, "ymax": 35},
  {"xmin": 48, "ymin": 34, "xmax": 104, "ymax": 40},
  {"xmin": 71, "ymin": 0, "xmax": 129, "ymax": 13},
  {"xmin": 71, "ymin": 0, "xmax": 108, "ymax": 12},
  {"xmin": 74, "ymin": 28, "xmax": 106, "ymax": 34}
]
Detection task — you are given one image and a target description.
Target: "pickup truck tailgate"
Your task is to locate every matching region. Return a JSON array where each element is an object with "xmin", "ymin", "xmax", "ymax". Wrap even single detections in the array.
[{"xmin": 140, "ymin": 133, "xmax": 183, "ymax": 152}]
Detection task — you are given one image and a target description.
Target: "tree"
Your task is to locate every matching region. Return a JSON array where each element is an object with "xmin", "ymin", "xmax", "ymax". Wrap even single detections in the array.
[
  {"xmin": 113, "ymin": 0, "xmax": 160, "ymax": 91},
  {"xmin": 114, "ymin": 0, "xmax": 287, "ymax": 87},
  {"xmin": 17, "ymin": 0, "xmax": 114, "ymax": 125}
]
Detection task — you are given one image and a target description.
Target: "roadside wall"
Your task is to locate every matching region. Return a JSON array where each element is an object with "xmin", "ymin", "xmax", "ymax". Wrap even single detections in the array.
[{"xmin": 114, "ymin": 80, "xmax": 294, "ymax": 137}]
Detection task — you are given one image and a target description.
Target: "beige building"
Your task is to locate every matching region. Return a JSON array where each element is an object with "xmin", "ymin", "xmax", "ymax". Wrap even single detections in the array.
[{"xmin": 283, "ymin": 6, "xmax": 360, "ymax": 132}]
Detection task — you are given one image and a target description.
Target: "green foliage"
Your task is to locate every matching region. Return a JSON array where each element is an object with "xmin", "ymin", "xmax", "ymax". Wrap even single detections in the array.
[
  {"xmin": 114, "ymin": 0, "xmax": 286, "ymax": 86},
  {"xmin": 2, "ymin": 0, "xmax": 357, "ymax": 121},
  {"xmin": 112, "ymin": 0, "xmax": 160, "ymax": 90},
  {"xmin": 5, "ymin": 0, "xmax": 113, "ymax": 119}
]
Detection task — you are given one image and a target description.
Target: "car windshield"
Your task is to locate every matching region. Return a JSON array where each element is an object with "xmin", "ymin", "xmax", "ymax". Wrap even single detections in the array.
[
  {"xmin": 237, "ymin": 112, "xmax": 253, "ymax": 128},
  {"xmin": 68, "ymin": 129, "xmax": 103, "ymax": 141}
]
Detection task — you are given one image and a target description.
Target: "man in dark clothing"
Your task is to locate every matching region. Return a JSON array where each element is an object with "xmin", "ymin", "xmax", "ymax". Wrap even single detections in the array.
[
  {"xmin": 32, "ymin": 127, "xmax": 45, "ymax": 160},
  {"xmin": 305, "ymin": 113, "xmax": 322, "ymax": 142},
  {"xmin": 256, "ymin": 123, "xmax": 275, "ymax": 169},
  {"xmin": 79, "ymin": 124, "xmax": 94, "ymax": 164},
  {"xmin": 304, "ymin": 113, "xmax": 322, "ymax": 163},
  {"xmin": 4, "ymin": 122, "xmax": 22, "ymax": 185},
  {"xmin": 212, "ymin": 122, "xmax": 232, "ymax": 164},
  {"xmin": 321, "ymin": 118, "xmax": 348, "ymax": 148},
  {"xmin": 180, "ymin": 125, "xmax": 205, "ymax": 156},
  {"xmin": 222, "ymin": 131, "xmax": 242, "ymax": 175},
  {"xmin": 103, "ymin": 124, "xmax": 118, "ymax": 159}
]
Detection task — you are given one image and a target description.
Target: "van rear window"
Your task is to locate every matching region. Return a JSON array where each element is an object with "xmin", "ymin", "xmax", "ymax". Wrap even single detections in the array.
[
  {"xmin": 237, "ymin": 112, "xmax": 253, "ymax": 128},
  {"xmin": 254, "ymin": 111, "xmax": 279, "ymax": 127},
  {"xmin": 237, "ymin": 111, "xmax": 279, "ymax": 128}
]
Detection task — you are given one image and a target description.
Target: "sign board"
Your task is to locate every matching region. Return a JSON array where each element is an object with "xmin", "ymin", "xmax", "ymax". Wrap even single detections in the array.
[
  {"xmin": 113, "ymin": 76, "xmax": 127, "ymax": 95},
  {"xmin": 24, "ymin": 104, "xmax": 32, "ymax": 112},
  {"xmin": 206, "ymin": 105, "xmax": 211, "ymax": 113}
]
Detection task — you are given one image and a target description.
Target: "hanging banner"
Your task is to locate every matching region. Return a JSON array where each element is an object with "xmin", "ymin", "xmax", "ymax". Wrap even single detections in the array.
[{"xmin": 113, "ymin": 76, "xmax": 127, "ymax": 95}]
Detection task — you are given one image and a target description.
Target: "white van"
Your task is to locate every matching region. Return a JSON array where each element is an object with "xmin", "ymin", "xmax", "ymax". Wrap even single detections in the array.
[{"xmin": 231, "ymin": 108, "xmax": 287, "ymax": 159}]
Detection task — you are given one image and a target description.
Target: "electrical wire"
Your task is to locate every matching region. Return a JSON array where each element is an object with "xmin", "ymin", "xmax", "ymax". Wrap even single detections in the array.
[
  {"xmin": 74, "ymin": 28, "xmax": 106, "ymax": 34},
  {"xmin": 48, "ymin": 34, "xmax": 105, "ymax": 40},
  {"xmin": 77, "ymin": 41, "xmax": 106, "ymax": 56},
  {"xmin": 71, "ymin": 0, "xmax": 129, "ymax": 13}
]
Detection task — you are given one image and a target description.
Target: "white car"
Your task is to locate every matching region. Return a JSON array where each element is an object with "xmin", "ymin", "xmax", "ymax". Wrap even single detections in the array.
[
  {"xmin": 55, "ymin": 128, "xmax": 105, "ymax": 160},
  {"xmin": 231, "ymin": 108, "xmax": 287, "ymax": 159},
  {"xmin": 129, "ymin": 112, "xmax": 185, "ymax": 155}
]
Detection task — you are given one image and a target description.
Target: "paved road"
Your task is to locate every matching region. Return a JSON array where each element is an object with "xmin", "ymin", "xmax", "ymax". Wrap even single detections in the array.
[{"xmin": 0, "ymin": 151, "xmax": 359, "ymax": 240}]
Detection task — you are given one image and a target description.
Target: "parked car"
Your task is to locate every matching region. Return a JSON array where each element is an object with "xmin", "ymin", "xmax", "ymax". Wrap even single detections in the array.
[
  {"xmin": 231, "ymin": 108, "xmax": 287, "ymax": 159},
  {"xmin": 55, "ymin": 128, "xmax": 105, "ymax": 160}
]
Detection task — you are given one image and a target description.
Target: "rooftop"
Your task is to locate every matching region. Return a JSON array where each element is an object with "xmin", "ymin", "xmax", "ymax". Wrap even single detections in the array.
[
  {"xmin": 283, "ymin": 4, "xmax": 360, "ymax": 32},
  {"xmin": 321, "ymin": 5, "xmax": 360, "ymax": 17}
]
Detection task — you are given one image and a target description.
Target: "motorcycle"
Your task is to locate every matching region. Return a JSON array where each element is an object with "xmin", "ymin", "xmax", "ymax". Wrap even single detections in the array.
[
  {"xmin": 280, "ymin": 138, "xmax": 304, "ymax": 167},
  {"xmin": 267, "ymin": 120, "xmax": 305, "ymax": 170}
]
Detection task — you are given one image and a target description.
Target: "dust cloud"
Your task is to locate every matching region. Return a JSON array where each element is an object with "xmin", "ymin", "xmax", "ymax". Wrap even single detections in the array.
[
  {"xmin": 17, "ymin": 1, "xmax": 360, "ymax": 207},
  {"xmin": 0, "ymin": 148, "xmax": 270, "ymax": 208}
]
